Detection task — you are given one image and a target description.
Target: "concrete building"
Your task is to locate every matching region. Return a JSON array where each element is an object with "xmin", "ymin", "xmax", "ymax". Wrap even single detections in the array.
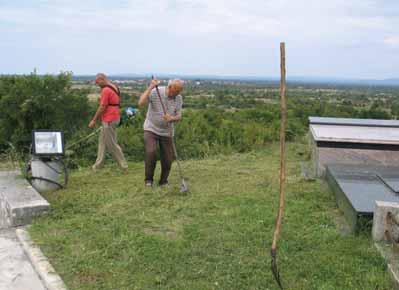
[{"xmin": 309, "ymin": 116, "xmax": 399, "ymax": 177}]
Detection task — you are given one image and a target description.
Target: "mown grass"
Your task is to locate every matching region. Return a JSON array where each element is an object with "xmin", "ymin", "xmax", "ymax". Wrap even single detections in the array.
[{"xmin": 30, "ymin": 143, "xmax": 391, "ymax": 290}]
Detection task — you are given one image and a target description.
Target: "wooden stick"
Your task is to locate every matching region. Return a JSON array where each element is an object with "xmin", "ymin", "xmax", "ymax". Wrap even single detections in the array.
[{"xmin": 271, "ymin": 42, "xmax": 287, "ymax": 290}]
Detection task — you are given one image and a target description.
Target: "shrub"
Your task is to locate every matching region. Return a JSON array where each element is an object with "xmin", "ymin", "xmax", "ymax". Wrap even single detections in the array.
[{"xmin": 0, "ymin": 72, "xmax": 91, "ymax": 153}]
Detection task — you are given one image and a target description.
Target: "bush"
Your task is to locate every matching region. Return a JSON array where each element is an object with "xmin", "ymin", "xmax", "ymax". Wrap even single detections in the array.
[
  {"xmin": 5, "ymin": 73, "xmax": 388, "ymax": 167},
  {"xmin": 0, "ymin": 72, "xmax": 91, "ymax": 153}
]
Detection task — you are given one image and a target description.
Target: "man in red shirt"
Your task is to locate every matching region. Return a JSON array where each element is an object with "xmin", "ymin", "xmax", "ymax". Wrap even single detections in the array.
[{"xmin": 88, "ymin": 73, "xmax": 128, "ymax": 171}]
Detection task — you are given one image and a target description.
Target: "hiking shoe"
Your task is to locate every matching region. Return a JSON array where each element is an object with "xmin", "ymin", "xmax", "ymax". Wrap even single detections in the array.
[{"xmin": 159, "ymin": 181, "xmax": 169, "ymax": 188}]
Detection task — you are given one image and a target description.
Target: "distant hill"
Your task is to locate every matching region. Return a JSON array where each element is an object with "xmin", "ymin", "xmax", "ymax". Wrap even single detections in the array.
[
  {"xmin": 375, "ymin": 78, "xmax": 399, "ymax": 86},
  {"xmin": 71, "ymin": 74, "xmax": 399, "ymax": 87},
  {"xmin": 283, "ymin": 76, "xmax": 399, "ymax": 87}
]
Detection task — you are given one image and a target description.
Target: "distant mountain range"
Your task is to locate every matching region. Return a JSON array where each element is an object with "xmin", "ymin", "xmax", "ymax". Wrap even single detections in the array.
[
  {"xmin": 286, "ymin": 76, "xmax": 399, "ymax": 87},
  {"xmin": 74, "ymin": 74, "xmax": 399, "ymax": 87},
  {"xmin": 3, "ymin": 72, "xmax": 396, "ymax": 87}
]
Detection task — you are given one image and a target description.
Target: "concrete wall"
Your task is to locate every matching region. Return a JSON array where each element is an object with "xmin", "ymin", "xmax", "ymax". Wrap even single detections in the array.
[
  {"xmin": 373, "ymin": 201, "xmax": 399, "ymax": 242},
  {"xmin": 0, "ymin": 171, "xmax": 49, "ymax": 229},
  {"xmin": 309, "ymin": 133, "xmax": 399, "ymax": 177}
]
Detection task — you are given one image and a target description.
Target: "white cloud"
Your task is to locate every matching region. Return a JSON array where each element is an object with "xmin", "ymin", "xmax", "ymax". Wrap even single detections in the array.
[
  {"xmin": 0, "ymin": 0, "xmax": 397, "ymax": 40},
  {"xmin": 384, "ymin": 36, "xmax": 399, "ymax": 47},
  {"xmin": 0, "ymin": 0, "xmax": 399, "ymax": 77}
]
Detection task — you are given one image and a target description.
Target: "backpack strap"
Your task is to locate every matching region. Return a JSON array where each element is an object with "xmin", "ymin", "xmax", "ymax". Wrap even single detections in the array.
[{"xmin": 104, "ymin": 85, "xmax": 121, "ymax": 107}]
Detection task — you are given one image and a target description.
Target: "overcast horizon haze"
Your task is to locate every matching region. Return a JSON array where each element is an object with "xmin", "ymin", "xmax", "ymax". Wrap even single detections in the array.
[{"xmin": 1, "ymin": 0, "xmax": 399, "ymax": 79}]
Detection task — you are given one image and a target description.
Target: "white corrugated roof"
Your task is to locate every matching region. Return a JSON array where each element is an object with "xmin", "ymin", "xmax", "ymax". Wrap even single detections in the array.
[
  {"xmin": 309, "ymin": 116, "xmax": 399, "ymax": 128},
  {"xmin": 309, "ymin": 117, "xmax": 399, "ymax": 145}
]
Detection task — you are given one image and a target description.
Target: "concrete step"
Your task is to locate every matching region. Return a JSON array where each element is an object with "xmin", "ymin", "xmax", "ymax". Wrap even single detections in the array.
[{"xmin": 0, "ymin": 171, "xmax": 50, "ymax": 229}]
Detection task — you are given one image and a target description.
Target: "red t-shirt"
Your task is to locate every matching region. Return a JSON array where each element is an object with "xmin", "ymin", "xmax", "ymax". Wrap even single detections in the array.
[{"xmin": 100, "ymin": 87, "xmax": 120, "ymax": 122}]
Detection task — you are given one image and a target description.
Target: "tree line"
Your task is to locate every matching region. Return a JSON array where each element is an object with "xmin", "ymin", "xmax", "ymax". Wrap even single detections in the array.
[{"xmin": 0, "ymin": 73, "xmax": 396, "ymax": 167}]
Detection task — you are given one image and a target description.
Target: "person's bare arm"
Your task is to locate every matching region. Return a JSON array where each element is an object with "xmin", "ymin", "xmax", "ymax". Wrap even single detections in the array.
[
  {"xmin": 138, "ymin": 79, "xmax": 160, "ymax": 108},
  {"xmin": 163, "ymin": 114, "xmax": 181, "ymax": 123},
  {"xmin": 88, "ymin": 105, "xmax": 106, "ymax": 128},
  {"xmin": 164, "ymin": 95, "xmax": 183, "ymax": 123}
]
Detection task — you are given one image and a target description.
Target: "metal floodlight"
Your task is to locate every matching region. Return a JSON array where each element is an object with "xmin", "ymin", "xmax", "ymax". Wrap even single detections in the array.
[{"xmin": 32, "ymin": 130, "xmax": 64, "ymax": 156}]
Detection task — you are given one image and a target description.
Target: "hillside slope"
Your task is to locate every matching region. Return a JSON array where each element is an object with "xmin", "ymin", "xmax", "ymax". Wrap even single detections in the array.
[{"xmin": 30, "ymin": 143, "xmax": 390, "ymax": 290}]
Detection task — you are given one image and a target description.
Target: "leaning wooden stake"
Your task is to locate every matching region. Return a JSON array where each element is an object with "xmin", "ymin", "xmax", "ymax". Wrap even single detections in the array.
[{"xmin": 271, "ymin": 42, "xmax": 287, "ymax": 290}]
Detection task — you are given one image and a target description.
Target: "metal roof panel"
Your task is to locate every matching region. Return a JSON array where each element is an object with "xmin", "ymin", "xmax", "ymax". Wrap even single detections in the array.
[
  {"xmin": 309, "ymin": 116, "xmax": 399, "ymax": 128},
  {"xmin": 310, "ymin": 124, "xmax": 399, "ymax": 144}
]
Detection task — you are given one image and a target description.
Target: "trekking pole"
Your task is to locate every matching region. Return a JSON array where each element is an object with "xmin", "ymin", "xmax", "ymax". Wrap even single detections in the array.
[
  {"xmin": 151, "ymin": 76, "xmax": 188, "ymax": 193},
  {"xmin": 271, "ymin": 42, "xmax": 287, "ymax": 290}
]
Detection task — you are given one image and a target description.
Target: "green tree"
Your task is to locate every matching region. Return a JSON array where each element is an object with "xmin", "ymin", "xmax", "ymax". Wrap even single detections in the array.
[{"xmin": 0, "ymin": 72, "xmax": 90, "ymax": 152}]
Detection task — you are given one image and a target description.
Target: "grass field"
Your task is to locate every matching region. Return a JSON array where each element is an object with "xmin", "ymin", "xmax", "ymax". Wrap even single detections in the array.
[{"xmin": 30, "ymin": 143, "xmax": 391, "ymax": 290}]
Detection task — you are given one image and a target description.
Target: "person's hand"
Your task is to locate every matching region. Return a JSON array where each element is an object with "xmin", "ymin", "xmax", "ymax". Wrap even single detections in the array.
[
  {"xmin": 163, "ymin": 114, "xmax": 174, "ymax": 123},
  {"xmin": 88, "ymin": 119, "xmax": 96, "ymax": 128},
  {"xmin": 149, "ymin": 79, "xmax": 160, "ymax": 89}
]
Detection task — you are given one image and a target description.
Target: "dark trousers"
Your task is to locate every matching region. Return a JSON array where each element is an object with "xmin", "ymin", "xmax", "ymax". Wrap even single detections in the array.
[{"xmin": 144, "ymin": 130, "xmax": 174, "ymax": 184}]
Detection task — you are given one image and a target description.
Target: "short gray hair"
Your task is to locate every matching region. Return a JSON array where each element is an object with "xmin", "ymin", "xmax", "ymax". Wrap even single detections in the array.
[
  {"xmin": 168, "ymin": 79, "xmax": 183, "ymax": 86},
  {"xmin": 168, "ymin": 79, "xmax": 184, "ymax": 94}
]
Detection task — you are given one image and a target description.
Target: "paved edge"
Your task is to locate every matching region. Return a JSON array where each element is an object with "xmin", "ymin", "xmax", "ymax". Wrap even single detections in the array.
[
  {"xmin": 15, "ymin": 227, "xmax": 68, "ymax": 290},
  {"xmin": 375, "ymin": 242, "xmax": 399, "ymax": 290}
]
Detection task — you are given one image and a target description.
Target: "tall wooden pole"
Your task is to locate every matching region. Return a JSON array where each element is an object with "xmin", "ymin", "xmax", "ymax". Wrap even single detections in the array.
[{"xmin": 271, "ymin": 42, "xmax": 286, "ymax": 290}]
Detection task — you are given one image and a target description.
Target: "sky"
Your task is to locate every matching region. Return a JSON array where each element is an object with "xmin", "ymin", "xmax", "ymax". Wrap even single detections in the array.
[{"xmin": 1, "ymin": 0, "xmax": 399, "ymax": 79}]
